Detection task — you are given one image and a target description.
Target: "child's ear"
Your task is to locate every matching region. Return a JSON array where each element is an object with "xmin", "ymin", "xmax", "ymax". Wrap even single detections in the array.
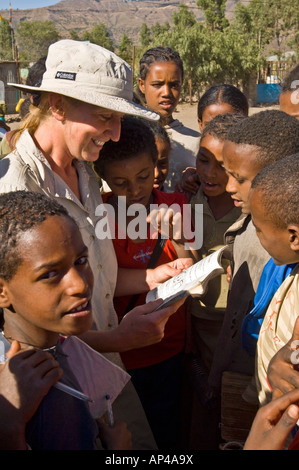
[
  {"xmin": 288, "ymin": 225, "xmax": 299, "ymax": 253},
  {"xmin": 138, "ymin": 78, "xmax": 145, "ymax": 95},
  {"xmin": 198, "ymin": 118, "xmax": 203, "ymax": 132},
  {"xmin": 0, "ymin": 279, "xmax": 12, "ymax": 309}
]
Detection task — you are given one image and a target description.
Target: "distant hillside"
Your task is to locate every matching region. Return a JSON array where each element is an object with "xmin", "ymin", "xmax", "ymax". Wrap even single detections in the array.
[{"xmin": 0, "ymin": 0, "xmax": 239, "ymax": 45}]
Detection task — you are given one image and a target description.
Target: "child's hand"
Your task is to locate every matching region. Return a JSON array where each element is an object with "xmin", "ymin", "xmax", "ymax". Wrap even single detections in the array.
[
  {"xmin": 147, "ymin": 258, "xmax": 194, "ymax": 290},
  {"xmin": 267, "ymin": 316, "xmax": 299, "ymax": 399},
  {"xmin": 0, "ymin": 341, "xmax": 63, "ymax": 449},
  {"xmin": 97, "ymin": 419, "xmax": 132, "ymax": 450},
  {"xmin": 175, "ymin": 167, "xmax": 199, "ymax": 195},
  {"xmin": 148, "ymin": 205, "xmax": 186, "ymax": 243},
  {"xmin": 244, "ymin": 388, "xmax": 299, "ymax": 450}
]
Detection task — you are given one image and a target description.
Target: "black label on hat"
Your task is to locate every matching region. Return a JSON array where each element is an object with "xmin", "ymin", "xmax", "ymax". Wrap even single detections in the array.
[{"xmin": 55, "ymin": 71, "xmax": 77, "ymax": 81}]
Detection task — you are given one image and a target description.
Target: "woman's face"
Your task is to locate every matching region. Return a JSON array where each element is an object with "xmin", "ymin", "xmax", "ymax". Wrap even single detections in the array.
[
  {"xmin": 59, "ymin": 98, "xmax": 124, "ymax": 163},
  {"xmin": 138, "ymin": 61, "xmax": 183, "ymax": 122}
]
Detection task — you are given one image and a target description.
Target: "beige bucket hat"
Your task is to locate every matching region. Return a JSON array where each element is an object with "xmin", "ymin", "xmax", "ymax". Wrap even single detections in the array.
[{"xmin": 9, "ymin": 39, "xmax": 159, "ymax": 121}]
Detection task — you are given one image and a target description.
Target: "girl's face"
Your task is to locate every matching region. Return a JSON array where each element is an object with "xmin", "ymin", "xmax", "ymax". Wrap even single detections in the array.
[
  {"xmin": 198, "ymin": 103, "xmax": 237, "ymax": 131},
  {"xmin": 55, "ymin": 96, "xmax": 123, "ymax": 163},
  {"xmin": 153, "ymin": 136, "xmax": 170, "ymax": 190},
  {"xmin": 1, "ymin": 216, "xmax": 94, "ymax": 348},
  {"xmin": 138, "ymin": 61, "xmax": 183, "ymax": 122},
  {"xmin": 196, "ymin": 134, "xmax": 227, "ymax": 198},
  {"xmin": 104, "ymin": 153, "xmax": 155, "ymax": 208}
]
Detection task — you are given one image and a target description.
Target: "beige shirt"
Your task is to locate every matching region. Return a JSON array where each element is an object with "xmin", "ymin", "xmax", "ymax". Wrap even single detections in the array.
[
  {"xmin": 256, "ymin": 264, "xmax": 299, "ymax": 405},
  {"xmin": 0, "ymin": 129, "xmax": 121, "ymax": 367},
  {"xmin": 189, "ymin": 186, "xmax": 241, "ymax": 319},
  {"xmin": 163, "ymin": 119, "xmax": 200, "ymax": 192}
]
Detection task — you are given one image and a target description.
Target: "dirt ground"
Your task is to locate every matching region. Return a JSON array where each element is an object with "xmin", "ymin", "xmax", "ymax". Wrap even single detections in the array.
[{"xmin": 5, "ymin": 101, "xmax": 280, "ymax": 133}]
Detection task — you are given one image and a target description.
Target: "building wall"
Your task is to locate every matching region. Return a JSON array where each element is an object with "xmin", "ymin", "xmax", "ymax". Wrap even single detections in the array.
[{"xmin": 0, "ymin": 62, "xmax": 19, "ymax": 114}]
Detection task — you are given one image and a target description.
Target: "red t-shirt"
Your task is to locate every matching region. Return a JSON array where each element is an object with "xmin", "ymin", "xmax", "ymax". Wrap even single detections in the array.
[{"xmin": 103, "ymin": 189, "xmax": 188, "ymax": 369}]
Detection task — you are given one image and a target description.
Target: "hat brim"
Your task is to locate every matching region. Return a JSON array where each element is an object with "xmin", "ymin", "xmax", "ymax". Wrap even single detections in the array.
[{"xmin": 8, "ymin": 82, "xmax": 160, "ymax": 122}]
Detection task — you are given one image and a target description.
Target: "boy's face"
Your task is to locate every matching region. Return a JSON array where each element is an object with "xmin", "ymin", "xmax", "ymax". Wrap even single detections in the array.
[
  {"xmin": 223, "ymin": 140, "xmax": 262, "ymax": 214},
  {"xmin": 104, "ymin": 153, "xmax": 155, "ymax": 208},
  {"xmin": 249, "ymin": 188, "xmax": 299, "ymax": 265},
  {"xmin": 196, "ymin": 134, "xmax": 227, "ymax": 198},
  {"xmin": 153, "ymin": 136, "xmax": 170, "ymax": 190},
  {"xmin": 0, "ymin": 215, "xmax": 94, "ymax": 347}
]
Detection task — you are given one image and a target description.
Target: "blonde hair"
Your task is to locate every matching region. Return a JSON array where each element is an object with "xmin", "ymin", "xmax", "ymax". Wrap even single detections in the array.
[
  {"xmin": 11, "ymin": 93, "xmax": 91, "ymax": 150},
  {"xmin": 12, "ymin": 92, "xmax": 52, "ymax": 147}
]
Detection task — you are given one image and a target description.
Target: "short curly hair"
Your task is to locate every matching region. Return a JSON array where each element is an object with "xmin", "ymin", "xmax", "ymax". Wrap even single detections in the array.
[
  {"xmin": 95, "ymin": 116, "xmax": 158, "ymax": 179},
  {"xmin": 0, "ymin": 191, "xmax": 73, "ymax": 281},
  {"xmin": 251, "ymin": 153, "xmax": 299, "ymax": 229},
  {"xmin": 226, "ymin": 110, "xmax": 299, "ymax": 169},
  {"xmin": 200, "ymin": 113, "xmax": 246, "ymax": 142}
]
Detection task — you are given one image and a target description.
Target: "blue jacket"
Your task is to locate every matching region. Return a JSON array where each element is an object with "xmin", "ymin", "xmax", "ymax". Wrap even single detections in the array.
[{"xmin": 241, "ymin": 258, "xmax": 296, "ymax": 356}]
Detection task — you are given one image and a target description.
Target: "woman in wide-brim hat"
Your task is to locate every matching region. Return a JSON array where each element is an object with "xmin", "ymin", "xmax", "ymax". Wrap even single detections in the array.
[{"xmin": 0, "ymin": 39, "xmax": 191, "ymax": 450}]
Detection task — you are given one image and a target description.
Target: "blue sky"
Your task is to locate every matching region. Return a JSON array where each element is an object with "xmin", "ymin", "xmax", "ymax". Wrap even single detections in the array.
[{"xmin": 1, "ymin": 1, "xmax": 60, "ymax": 9}]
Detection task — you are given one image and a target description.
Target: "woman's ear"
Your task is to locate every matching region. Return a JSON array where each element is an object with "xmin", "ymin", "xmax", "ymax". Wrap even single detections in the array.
[
  {"xmin": 48, "ymin": 93, "xmax": 66, "ymax": 122},
  {"xmin": 288, "ymin": 225, "xmax": 299, "ymax": 254},
  {"xmin": 0, "ymin": 279, "xmax": 12, "ymax": 309}
]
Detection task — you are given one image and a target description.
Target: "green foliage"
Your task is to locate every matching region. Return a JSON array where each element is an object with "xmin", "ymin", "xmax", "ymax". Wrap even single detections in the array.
[
  {"xmin": 118, "ymin": 33, "xmax": 133, "ymax": 65},
  {"xmin": 81, "ymin": 24, "xmax": 114, "ymax": 52},
  {"xmin": 15, "ymin": 20, "xmax": 60, "ymax": 63},
  {"xmin": 134, "ymin": 0, "xmax": 298, "ymax": 100},
  {"xmin": 197, "ymin": 0, "xmax": 229, "ymax": 31},
  {"xmin": 0, "ymin": 18, "xmax": 13, "ymax": 60},
  {"xmin": 139, "ymin": 23, "xmax": 151, "ymax": 48}
]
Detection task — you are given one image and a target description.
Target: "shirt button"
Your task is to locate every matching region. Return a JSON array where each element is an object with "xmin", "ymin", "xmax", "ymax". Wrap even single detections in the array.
[
  {"xmin": 89, "ymin": 234, "xmax": 95, "ymax": 241},
  {"xmin": 97, "ymin": 264, "xmax": 102, "ymax": 271},
  {"xmin": 105, "ymin": 293, "xmax": 110, "ymax": 299}
]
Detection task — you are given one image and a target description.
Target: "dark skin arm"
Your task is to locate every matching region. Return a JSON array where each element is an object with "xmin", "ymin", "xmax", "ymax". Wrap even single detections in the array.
[{"xmin": 0, "ymin": 341, "xmax": 63, "ymax": 450}]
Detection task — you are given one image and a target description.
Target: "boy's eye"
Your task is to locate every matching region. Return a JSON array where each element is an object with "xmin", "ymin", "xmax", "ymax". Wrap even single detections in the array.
[
  {"xmin": 38, "ymin": 270, "xmax": 59, "ymax": 281},
  {"xmin": 114, "ymin": 181, "xmax": 127, "ymax": 187},
  {"xmin": 76, "ymin": 256, "xmax": 89, "ymax": 266},
  {"xmin": 139, "ymin": 173, "xmax": 150, "ymax": 180}
]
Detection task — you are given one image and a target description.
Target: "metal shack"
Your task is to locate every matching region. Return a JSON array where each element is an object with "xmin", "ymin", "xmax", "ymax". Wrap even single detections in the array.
[{"xmin": 0, "ymin": 61, "xmax": 19, "ymax": 114}]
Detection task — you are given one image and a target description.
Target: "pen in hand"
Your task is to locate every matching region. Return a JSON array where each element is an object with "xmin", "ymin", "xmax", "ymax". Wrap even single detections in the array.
[
  {"xmin": 54, "ymin": 381, "xmax": 93, "ymax": 403},
  {"xmin": 105, "ymin": 394, "xmax": 114, "ymax": 427}
]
